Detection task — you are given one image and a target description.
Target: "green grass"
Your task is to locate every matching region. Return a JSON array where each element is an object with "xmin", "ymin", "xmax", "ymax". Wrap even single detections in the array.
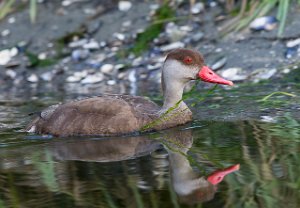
[{"xmin": 223, "ymin": 0, "xmax": 299, "ymax": 36}]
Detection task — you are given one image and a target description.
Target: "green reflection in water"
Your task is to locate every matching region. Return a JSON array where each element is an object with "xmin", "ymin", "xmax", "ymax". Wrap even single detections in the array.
[{"xmin": 32, "ymin": 150, "xmax": 59, "ymax": 192}]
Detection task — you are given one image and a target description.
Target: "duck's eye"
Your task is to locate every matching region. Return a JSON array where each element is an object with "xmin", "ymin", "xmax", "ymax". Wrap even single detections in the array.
[{"xmin": 183, "ymin": 56, "xmax": 193, "ymax": 64}]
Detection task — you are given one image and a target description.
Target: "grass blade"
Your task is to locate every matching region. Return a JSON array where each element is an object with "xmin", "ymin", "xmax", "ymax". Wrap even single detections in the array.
[{"xmin": 30, "ymin": 0, "xmax": 37, "ymax": 23}]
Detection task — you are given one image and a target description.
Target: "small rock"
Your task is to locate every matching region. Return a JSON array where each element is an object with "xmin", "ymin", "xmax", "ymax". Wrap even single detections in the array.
[
  {"xmin": 101, "ymin": 64, "xmax": 114, "ymax": 74},
  {"xmin": 27, "ymin": 74, "xmax": 39, "ymax": 83},
  {"xmin": 107, "ymin": 80, "xmax": 116, "ymax": 85},
  {"xmin": 40, "ymin": 71, "xmax": 54, "ymax": 81},
  {"xmin": 118, "ymin": 1, "xmax": 132, "ymax": 12},
  {"xmin": 221, "ymin": 67, "xmax": 247, "ymax": 81},
  {"xmin": 113, "ymin": 33, "xmax": 126, "ymax": 41},
  {"xmin": 38, "ymin": 52, "xmax": 47, "ymax": 60},
  {"xmin": 66, "ymin": 75, "xmax": 82, "ymax": 83},
  {"xmin": 83, "ymin": 39, "xmax": 100, "ymax": 50},
  {"xmin": 72, "ymin": 49, "xmax": 89, "ymax": 61},
  {"xmin": 191, "ymin": 32, "xmax": 204, "ymax": 42},
  {"xmin": 81, "ymin": 73, "xmax": 104, "ymax": 84},
  {"xmin": 8, "ymin": 17, "xmax": 16, "ymax": 24},
  {"xmin": 5, "ymin": 69, "xmax": 17, "ymax": 79},
  {"xmin": 122, "ymin": 20, "xmax": 132, "ymax": 28},
  {"xmin": 1, "ymin": 29, "xmax": 10, "ymax": 37},
  {"xmin": 69, "ymin": 39, "xmax": 88, "ymax": 48},
  {"xmin": 210, "ymin": 56, "xmax": 227, "ymax": 70},
  {"xmin": 160, "ymin": 42, "xmax": 185, "ymax": 52},
  {"xmin": 250, "ymin": 68, "xmax": 277, "ymax": 82},
  {"xmin": 250, "ymin": 16, "xmax": 277, "ymax": 31},
  {"xmin": 286, "ymin": 38, "xmax": 300, "ymax": 48},
  {"xmin": 0, "ymin": 48, "xmax": 18, "ymax": 66},
  {"xmin": 191, "ymin": 2, "xmax": 204, "ymax": 14},
  {"xmin": 260, "ymin": 116, "xmax": 276, "ymax": 123}
]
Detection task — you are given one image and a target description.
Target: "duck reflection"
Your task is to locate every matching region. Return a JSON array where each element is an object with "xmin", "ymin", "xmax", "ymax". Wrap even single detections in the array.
[{"xmin": 46, "ymin": 129, "xmax": 239, "ymax": 205}]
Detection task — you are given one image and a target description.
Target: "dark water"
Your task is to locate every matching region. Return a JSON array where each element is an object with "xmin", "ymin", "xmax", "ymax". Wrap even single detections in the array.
[{"xmin": 0, "ymin": 81, "xmax": 300, "ymax": 208}]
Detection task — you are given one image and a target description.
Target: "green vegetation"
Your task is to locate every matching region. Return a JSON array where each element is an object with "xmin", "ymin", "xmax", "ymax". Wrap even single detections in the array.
[
  {"xmin": 130, "ymin": 4, "xmax": 175, "ymax": 55},
  {"xmin": 25, "ymin": 51, "xmax": 57, "ymax": 68},
  {"xmin": 222, "ymin": 0, "xmax": 300, "ymax": 36}
]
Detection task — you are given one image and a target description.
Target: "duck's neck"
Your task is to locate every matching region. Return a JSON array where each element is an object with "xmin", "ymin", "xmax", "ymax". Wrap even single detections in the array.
[{"xmin": 161, "ymin": 74, "xmax": 188, "ymax": 113}]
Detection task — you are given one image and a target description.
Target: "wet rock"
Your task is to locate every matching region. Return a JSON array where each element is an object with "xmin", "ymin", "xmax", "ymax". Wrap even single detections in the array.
[
  {"xmin": 250, "ymin": 68, "xmax": 277, "ymax": 82},
  {"xmin": 165, "ymin": 22, "xmax": 186, "ymax": 42},
  {"xmin": 160, "ymin": 42, "xmax": 185, "ymax": 52},
  {"xmin": 113, "ymin": 33, "xmax": 126, "ymax": 41},
  {"xmin": 83, "ymin": 39, "xmax": 100, "ymax": 50},
  {"xmin": 81, "ymin": 73, "xmax": 104, "ymax": 84},
  {"xmin": 0, "ymin": 48, "xmax": 18, "ymax": 66},
  {"xmin": 220, "ymin": 67, "xmax": 247, "ymax": 81},
  {"xmin": 69, "ymin": 39, "xmax": 88, "ymax": 48},
  {"xmin": 38, "ymin": 52, "xmax": 47, "ymax": 60},
  {"xmin": 71, "ymin": 49, "xmax": 89, "ymax": 61},
  {"xmin": 250, "ymin": 16, "xmax": 277, "ymax": 31},
  {"xmin": 118, "ymin": 1, "xmax": 132, "ymax": 12},
  {"xmin": 66, "ymin": 70, "xmax": 88, "ymax": 83},
  {"xmin": 285, "ymin": 38, "xmax": 300, "ymax": 59},
  {"xmin": 27, "ymin": 74, "xmax": 39, "ymax": 83},
  {"xmin": 260, "ymin": 115, "xmax": 276, "ymax": 123},
  {"xmin": 8, "ymin": 17, "xmax": 16, "ymax": 24},
  {"xmin": 191, "ymin": 32, "xmax": 204, "ymax": 42},
  {"xmin": 101, "ymin": 64, "xmax": 114, "ymax": 74},
  {"xmin": 107, "ymin": 80, "xmax": 116, "ymax": 85},
  {"xmin": 1, "ymin": 29, "xmax": 10, "ymax": 37},
  {"xmin": 5, "ymin": 69, "xmax": 17, "ymax": 79},
  {"xmin": 191, "ymin": 2, "xmax": 204, "ymax": 14},
  {"xmin": 40, "ymin": 71, "xmax": 54, "ymax": 82},
  {"xmin": 210, "ymin": 56, "xmax": 227, "ymax": 71}
]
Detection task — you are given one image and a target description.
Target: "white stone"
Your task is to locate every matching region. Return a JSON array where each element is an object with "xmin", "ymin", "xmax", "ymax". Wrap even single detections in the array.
[
  {"xmin": 221, "ymin": 67, "xmax": 247, "ymax": 81},
  {"xmin": 6, "ymin": 69, "xmax": 17, "ymax": 79},
  {"xmin": 40, "ymin": 71, "xmax": 53, "ymax": 81},
  {"xmin": 0, "ymin": 50, "xmax": 11, "ymax": 65},
  {"xmin": 107, "ymin": 80, "xmax": 116, "ymax": 85},
  {"xmin": 27, "ymin": 74, "xmax": 39, "ymax": 83},
  {"xmin": 118, "ymin": 1, "xmax": 132, "ymax": 12},
  {"xmin": 101, "ymin": 64, "xmax": 114, "ymax": 74},
  {"xmin": 66, "ymin": 75, "xmax": 82, "ymax": 82},
  {"xmin": 81, "ymin": 73, "xmax": 104, "ymax": 84},
  {"xmin": 113, "ymin": 33, "xmax": 126, "ymax": 41},
  {"xmin": 38, "ymin": 52, "xmax": 47, "ymax": 60},
  {"xmin": 1, "ymin": 29, "xmax": 10, "ymax": 37},
  {"xmin": 8, "ymin": 17, "xmax": 16, "ymax": 24},
  {"xmin": 83, "ymin": 40, "xmax": 100, "ymax": 50},
  {"xmin": 191, "ymin": 2, "xmax": 204, "ymax": 14},
  {"xmin": 286, "ymin": 38, "xmax": 300, "ymax": 48},
  {"xmin": 160, "ymin": 42, "xmax": 185, "ymax": 52},
  {"xmin": 69, "ymin": 39, "xmax": 88, "ymax": 48}
]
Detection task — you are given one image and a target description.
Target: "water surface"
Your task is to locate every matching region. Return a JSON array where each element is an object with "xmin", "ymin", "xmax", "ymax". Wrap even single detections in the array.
[{"xmin": 0, "ymin": 80, "xmax": 299, "ymax": 208}]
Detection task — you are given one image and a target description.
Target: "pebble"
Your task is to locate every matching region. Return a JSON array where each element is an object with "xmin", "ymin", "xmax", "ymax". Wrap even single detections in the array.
[
  {"xmin": 1, "ymin": 29, "xmax": 10, "ymax": 37},
  {"xmin": 27, "ymin": 74, "xmax": 39, "ymax": 83},
  {"xmin": 160, "ymin": 42, "xmax": 185, "ymax": 52},
  {"xmin": 191, "ymin": 32, "xmax": 204, "ymax": 42},
  {"xmin": 0, "ymin": 48, "xmax": 18, "ymax": 65},
  {"xmin": 220, "ymin": 67, "xmax": 247, "ymax": 81},
  {"xmin": 66, "ymin": 75, "xmax": 82, "ymax": 83},
  {"xmin": 40, "ymin": 71, "xmax": 54, "ymax": 81},
  {"xmin": 81, "ymin": 73, "xmax": 104, "ymax": 84},
  {"xmin": 5, "ymin": 69, "xmax": 17, "ymax": 79},
  {"xmin": 210, "ymin": 56, "xmax": 227, "ymax": 70},
  {"xmin": 100, "ymin": 64, "xmax": 114, "ymax": 74},
  {"xmin": 250, "ymin": 68, "xmax": 277, "ymax": 82},
  {"xmin": 38, "ymin": 52, "xmax": 47, "ymax": 60},
  {"xmin": 71, "ymin": 49, "xmax": 89, "ymax": 61},
  {"xmin": 107, "ymin": 80, "xmax": 116, "ymax": 85},
  {"xmin": 113, "ymin": 33, "xmax": 126, "ymax": 41},
  {"xmin": 260, "ymin": 116, "xmax": 276, "ymax": 123},
  {"xmin": 250, "ymin": 16, "xmax": 277, "ymax": 31},
  {"xmin": 118, "ymin": 1, "xmax": 132, "ymax": 12},
  {"xmin": 191, "ymin": 2, "xmax": 204, "ymax": 14},
  {"xmin": 69, "ymin": 39, "xmax": 88, "ymax": 48},
  {"xmin": 8, "ymin": 17, "xmax": 16, "ymax": 24},
  {"xmin": 83, "ymin": 40, "xmax": 100, "ymax": 50}
]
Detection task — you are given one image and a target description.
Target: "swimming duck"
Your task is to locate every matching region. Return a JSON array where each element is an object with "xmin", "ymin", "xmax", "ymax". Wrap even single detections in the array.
[{"xmin": 26, "ymin": 48, "xmax": 233, "ymax": 136}]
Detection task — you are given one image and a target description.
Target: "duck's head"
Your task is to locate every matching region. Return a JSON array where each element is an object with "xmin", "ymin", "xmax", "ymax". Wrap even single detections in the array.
[{"xmin": 163, "ymin": 48, "xmax": 233, "ymax": 86}]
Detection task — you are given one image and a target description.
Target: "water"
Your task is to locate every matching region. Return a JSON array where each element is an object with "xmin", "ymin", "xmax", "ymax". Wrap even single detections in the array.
[{"xmin": 0, "ymin": 81, "xmax": 299, "ymax": 208}]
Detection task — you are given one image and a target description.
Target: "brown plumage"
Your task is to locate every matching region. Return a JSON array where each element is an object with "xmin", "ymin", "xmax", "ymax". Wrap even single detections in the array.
[{"xmin": 26, "ymin": 48, "xmax": 233, "ymax": 137}]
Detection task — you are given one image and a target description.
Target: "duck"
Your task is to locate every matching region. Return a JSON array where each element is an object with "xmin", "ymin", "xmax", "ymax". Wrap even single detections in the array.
[{"xmin": 26, "ymin": 48, "xmax": 233, "ymax": 137}]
